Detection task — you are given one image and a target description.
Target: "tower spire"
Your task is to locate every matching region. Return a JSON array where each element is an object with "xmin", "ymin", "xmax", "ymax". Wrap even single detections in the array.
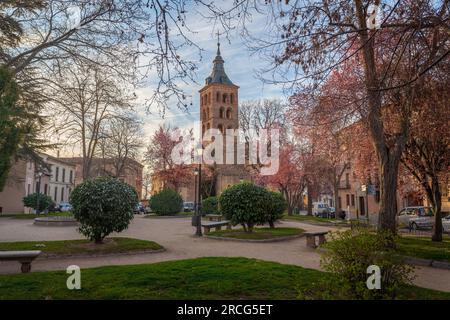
[{"xmin": 216, "ymin": 31, "xmax": 221, "ymax": 56}]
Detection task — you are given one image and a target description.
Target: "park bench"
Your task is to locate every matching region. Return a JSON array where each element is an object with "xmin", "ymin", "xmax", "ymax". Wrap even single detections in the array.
[
  {"xmin": 201, "ymin": 221, "xmax": 232, "ymax": 234},
  {"xmin": 204, "ymin": 214, "xmax": 223, "ymax": 222},
  {"xmin": 0, "ymin": 250, "xmax": 42, "ymax": 273},
  {"xmin": 304, "ymin": 231, "xmax": 328, "ymax": 248}
]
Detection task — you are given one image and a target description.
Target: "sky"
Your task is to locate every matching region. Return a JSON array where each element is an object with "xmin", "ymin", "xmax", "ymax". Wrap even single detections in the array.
[
  {"xmin": 54, "ymin": 2, "xmax": 289, "ymax": 159},
  {"xmin": 135, "ymin": 6, "xmax": 286, "ymax": 143}
]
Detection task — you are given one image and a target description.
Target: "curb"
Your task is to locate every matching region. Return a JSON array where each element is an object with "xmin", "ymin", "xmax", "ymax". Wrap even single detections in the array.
[
  {"xmin": 203, "ymin": 233, "xmax": 305, "ymax": 243},
  {"xmin": 37, "ymin": 248, "xmax": 166, "ymax": 260}
]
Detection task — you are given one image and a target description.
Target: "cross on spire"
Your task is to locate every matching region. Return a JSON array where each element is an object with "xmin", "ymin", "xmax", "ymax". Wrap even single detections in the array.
[{"xmin": 216, "ymin": 31, "xmax": 221, "ymax": 56}]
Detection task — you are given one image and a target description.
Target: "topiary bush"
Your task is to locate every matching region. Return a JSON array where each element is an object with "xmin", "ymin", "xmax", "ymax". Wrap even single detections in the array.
[
  {"xmin": 219, "ymin": 182, "xmax": 270, "ymax": 232},
  {"xmin": 202, "ymin": 196, "xmax": 219, "ymax": 215},
  {"xmin": 149, "ymin": 188, "xmax": 183, "ymax": 215},
  {"xmin": 23, "ymin": 193, "xmax": 53, "ymax": 213},
  {"xmin": 320, "ymin": 228, "xmax": 414, "ymax": 299},
  {"xmin": 265, "ymin": 191, "xmax": 287, "ymax": 228},
  {"xmin": 70, "ymin": 177, "xmax": 138, "ymax": 243}
]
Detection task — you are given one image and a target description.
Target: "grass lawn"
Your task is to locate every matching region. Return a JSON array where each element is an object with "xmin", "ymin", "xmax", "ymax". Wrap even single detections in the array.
[
  {"xmin": 396, "ymin": 236, "xmax": 450, "ymax": 262},
  {"xmin": 0, "ymin": 212, "xmax": 73, "ymax": 219},
  {"xmin": 0, "ymin": 257, "xmax": 448, "ymax": 300},
  {"xmin": 283, "ymin": 214, "xmax": 348, "ymax": 226},
  {"xmin": 208, "ymin": 227, "xmax": 304, "ymax": 240},
  {"xmin": 0, "ymin": 237, "xmax": 163, "ymax": 256}
]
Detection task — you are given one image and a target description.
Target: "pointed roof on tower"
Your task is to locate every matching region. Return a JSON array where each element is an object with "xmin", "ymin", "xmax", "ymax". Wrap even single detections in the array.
[{"xmin": 205, "ymin": 34, "xmax": 234, "ymax": 86}]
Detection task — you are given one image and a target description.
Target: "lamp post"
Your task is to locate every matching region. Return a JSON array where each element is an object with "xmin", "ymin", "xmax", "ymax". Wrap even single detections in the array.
[
  {"xmin": 194, "ymin": 147, "xmax": 203, "ymax": 237},
  {"xmin": 36, "ymin": 172, "xmax": 43, "ymax": 215}
]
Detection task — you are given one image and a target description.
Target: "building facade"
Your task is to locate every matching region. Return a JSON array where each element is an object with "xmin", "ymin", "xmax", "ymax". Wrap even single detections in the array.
[
  {"xmin": 60, "ymin": 157, "xmax": 144, "ymax": 200},
  {"xmin": 0, "ymin": 154, "xmax": 76, "ymax": 214}
]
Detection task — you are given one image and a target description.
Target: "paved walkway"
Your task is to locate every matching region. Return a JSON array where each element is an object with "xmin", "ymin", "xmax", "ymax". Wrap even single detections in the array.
[{"xmin": 0, "ymin": 216, "xmax": 449, "ymax": 293}]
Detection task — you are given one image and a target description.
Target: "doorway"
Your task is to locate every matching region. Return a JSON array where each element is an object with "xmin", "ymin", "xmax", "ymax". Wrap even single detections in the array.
[{"xmin": 359, "ymin": 196, "xmax": 366, "ymax": 216}]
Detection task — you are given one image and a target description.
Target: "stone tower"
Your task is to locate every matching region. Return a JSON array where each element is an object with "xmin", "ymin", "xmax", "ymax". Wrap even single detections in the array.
[
  {"xmin": 198, "ymin": 38, "xmax": 250, "ymax": 195},
  {"xmin": 199, "ymin": 40, "xmax": 239, "ymax": 136}
]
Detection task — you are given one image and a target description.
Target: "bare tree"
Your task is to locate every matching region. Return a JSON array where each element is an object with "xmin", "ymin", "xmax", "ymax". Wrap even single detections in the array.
[
  {"xmin": 50, "ymin": 62, "xmax": 134, "ymax": 179},
  {"xmin": 98, "ymin": 116, "xmax": 143, "ymax": 178}
]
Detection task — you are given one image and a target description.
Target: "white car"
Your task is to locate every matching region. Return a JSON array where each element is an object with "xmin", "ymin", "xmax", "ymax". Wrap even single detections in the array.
[
  {"xmin": 59, "ymin": 202, "xmax": 72, "ymax": 212},
  {"xmin": 313, "ymin": 202, "xmax": 331, "ymax": 218},
  {"xmin": 397, "ymin": 206, "xmax": 434, "ymax": 230},
  {"xmin": 443, "ymin": 215, "xmax": 450, "ymax": 233}
]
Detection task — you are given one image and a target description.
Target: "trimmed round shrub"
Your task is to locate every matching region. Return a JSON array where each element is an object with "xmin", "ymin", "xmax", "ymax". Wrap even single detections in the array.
[
  {"xmin": 149, "ymin": 188, "xmax": 183, "ymax": 215},
  {"xmin": 219, "ymin": 182, "xmax": 270, "ymax": 232},
  {"xmin": 70, "ymin": 177, "xmax": 138, "ymax": 243},
  {"xmin": 202, "ymin": 196, "xmax": 219, "ymax": 215},
  {"xmin": 23, "ymin": 193, "xmax": 53, "ymax": 212},
  {"xmin": 265, "ymin": 191, "xmax": 287, "ymax": 228}
]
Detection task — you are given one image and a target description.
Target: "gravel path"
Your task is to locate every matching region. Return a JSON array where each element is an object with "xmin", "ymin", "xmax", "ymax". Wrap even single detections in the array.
[{"xmin": 0, "ymin": 216, "xmax": 449, "ymax": 293}]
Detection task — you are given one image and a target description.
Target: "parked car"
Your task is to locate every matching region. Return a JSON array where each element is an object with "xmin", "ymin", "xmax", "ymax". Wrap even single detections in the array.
[
  {"xmin": 443, "ymin": 215, "xmax": 450, "ymax": 233},
  {"xmin": 59, "ymin": 202, "xmax": 72, "ymax": 212},
  {"xmin": 48, "ymin": 203, "xmax": 61, "ymax": 212},
  {"xmin": 183, "ymin": 202, "xmax": 195, "ymax": 212},
  {"xmin": 134, "ymin": 203, "xmax": 145, "ymax": 214},
  {"xmin": 397, "ymin": 206, "xmax": 434, "ymax": 230},
  {"xmin": 313, "ymin": 202, "xmax": 333, "ymax": 218}
]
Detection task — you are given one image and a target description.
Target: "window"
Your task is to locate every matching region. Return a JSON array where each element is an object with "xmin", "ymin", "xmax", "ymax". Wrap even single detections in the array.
[
  {"xmin": 69, "ymin": 170, "xmax": 73, "ymax": 183},
  {"xmin": 62, "ymin": 168, "xmax": 66, "ymax": 183},
  {"xmin": 216, "ymin": 92, "xmax": 220, "ymax": 102},
  {"xmin": 222, "ymin": 93, "xmax": 227, "ymax": 103},
  {"xmin": 54, "ymin": 187, "xmax": 58, "ymax": 201},
  {"xmin": 226, "ymin": 108, "xmax": 232, "ymax": 119},
  {"xmin": 351, "ymin": 194, "xmax": 355, "ymax": 207},
  {"xmin": 346, "ymin": 194, "xmax": 350, "ymax": 207},
  {"xmin": 338, "ymin": 197, "xmax": 342, "ymax": 209},
  {"xmin": 27, "ymin": 184, "xmax": 30, "ymax": 195},
  {"xmin": 345, "ymin": 173, "xmax": 350, "ymax": 186},
  {"xmin": 203, "ymin": 109, "xmax": 207, "ymax": 121},
  {"xmin": 61, "ymin": 188, "xmax": 64, "ymax": 202},
  {"xmin": 219, "ymin": 107, "xmax": 224, "ymax": 118},
  {"xmin": 230, "ymin": 93, "xmax": 234, "ymax": 104},
  {"xmin": 44, "ymin": 184, "xmax": 48, "ymax": 195},
  {"xmin": 35, "ymin": 181, "xmax": 39, "ymax": 193},
  {"xmin": 55, "ymin": 167, "xmax": 59, "ymax": 182}
]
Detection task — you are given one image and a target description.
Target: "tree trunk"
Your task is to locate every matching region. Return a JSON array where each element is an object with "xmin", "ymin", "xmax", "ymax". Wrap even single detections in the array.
[
  {"xmin": 307, "ymin": 183, "xmax": 313, "ymax": 216},
  {"xmin": 431, "ymin": 176, "xmax": 443, "ymax": 242},
  {"xmin": 378, "ymin": 157, "xmax": 400, "ymax": 234},
  {"xmin": 268, "ymin": 220, "xmax": 275, "ymax": 229},
  {"xmin": 334, "ymin": 184, "xmax": 340, "ymax": 219}
]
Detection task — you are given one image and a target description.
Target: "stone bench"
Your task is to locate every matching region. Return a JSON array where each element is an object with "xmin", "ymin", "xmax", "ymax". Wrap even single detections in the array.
[
  {"xmin": 304, "ymin": 231, "xmax": 328, "ymax": 248},
  {"xmin": 0, "ymin": 250, "xmax": 42, "ymax": 273},
  {"xmin": 201, "ymin": 221, "xmax": 231, "ymax": 233},
  {"xmin": 204, "ymin": 214, "xmax": 224, "ymax": 222}
]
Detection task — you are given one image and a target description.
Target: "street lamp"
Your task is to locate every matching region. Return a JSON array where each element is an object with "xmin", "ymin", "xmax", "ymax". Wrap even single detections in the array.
[
  {"xmin": 35, "ymin": 172, "xmax": 43, "ymax": 215},
  {"xmin": 193, "ymin": 147, "xmax": 203, "ymax": 236}
]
